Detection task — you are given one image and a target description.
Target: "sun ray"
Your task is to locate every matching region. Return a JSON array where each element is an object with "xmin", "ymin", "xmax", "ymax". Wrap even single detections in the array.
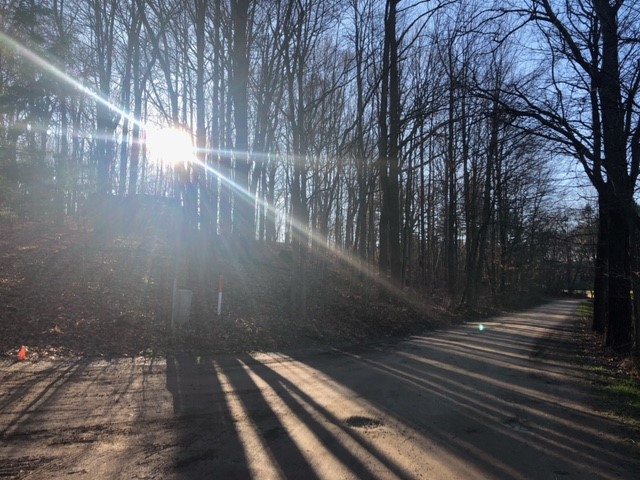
[
  {"xmin": 0, "ymin": 30, "xmax": 144, "ymax": 131},
  {"xmin": 0, "ymin": 28, "xmax": 416, "ymax": 309},
  {"xmin": 190, "ymin": 154, "xmax": 419, "ymax": 307}
]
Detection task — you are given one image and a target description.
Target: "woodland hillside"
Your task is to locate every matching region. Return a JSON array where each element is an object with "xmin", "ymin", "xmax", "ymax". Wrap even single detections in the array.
[
  {"xmin": 0, "ymin": 177, "xmax": 596, "ymax": 360},
  {"xmin": 0, "ymin": 215, "xmax": 448, "ymax": 359}
]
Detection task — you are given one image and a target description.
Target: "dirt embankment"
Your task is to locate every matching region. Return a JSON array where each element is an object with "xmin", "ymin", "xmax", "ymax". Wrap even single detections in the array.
[{"xmin": 0, "ymin": 219, "xmax": 446, "ymax": 360}]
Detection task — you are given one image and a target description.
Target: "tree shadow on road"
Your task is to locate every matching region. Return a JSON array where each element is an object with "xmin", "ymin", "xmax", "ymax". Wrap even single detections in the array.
[
  {"xmin": 164, "ymin": 353, "xmax": 414, "ymax": 478},
  {"xmin": 284, "ymin": 299, "xmax": 640, "ymax": 479},
  {"xmin": 4, "ymin": 299, "xmax": 638, "ymax": 479},
  {"xmin": 241, "ymin": 356, "xmax": 412, "ymax": 479},
  {"xmin": 165, "ymin": 354, "xmax": 251, "ymax": 478}
]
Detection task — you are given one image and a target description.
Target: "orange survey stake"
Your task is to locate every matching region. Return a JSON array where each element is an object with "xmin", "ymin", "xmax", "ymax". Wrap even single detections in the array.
[{"xmin": 17, "ymin": 346, "xmax": 27, "ymax": 361}]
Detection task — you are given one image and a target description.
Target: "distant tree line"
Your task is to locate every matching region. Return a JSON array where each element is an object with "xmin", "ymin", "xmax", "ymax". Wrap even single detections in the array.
[{"xmin": 0, "ymin": 1, "xmax": 638, "ymax": 353}]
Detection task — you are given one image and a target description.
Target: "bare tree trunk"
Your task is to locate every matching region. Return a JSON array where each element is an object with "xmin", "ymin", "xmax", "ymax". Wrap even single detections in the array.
[
  {"xmin": 445, "ymin": 68, "xmax": 457, "ymax": 297},
  {"xmin": 266, "ymin": 160, "xmax": 277, "ymax": 242},
  {"xmin": 592, "ymin": 196, "xmax": 608, "ymax": 333},
  {"xmin": 604, "ymin": 192, "xmax": 632, "ymax": 351},
  {"xmin": 353, "ymin": 0, "xmax": 369, "ymax": 260},
  {"xmin": 118, "ymin": 3, "xmax": 141, "ymax": 196},
  {"xmin": 118, "ymin": 80, "xmax": 130, "ymax": 196},
  {"xmin": 231, "ymin": 0, "xmax": 253, "ymax": 246},
  {"xmin": 128, "ymin": 44, "xmax": 142, "ymax": 196},
  {"xmin": 194, "ymin": 0, "xmax": 207, "ymax": 232},
  {"xmin": 402, "ymin": 154, "xmax": 413, "ymax": 285},
  {"xmin": 387, "ymin": 0, "xmax": 402, "ymax": 282},
  {"xmin": 207, "ymin": 0, "xmax": 223, "ymax": 237},
  {"xmin": 91, "ymin": 0, "xmax": 119, "ymax": 195},
  {"xmin": 596, "ymin": 1, "xmax": 633, "ymax": 352},
  {"xmin": 377, "ymin": 1, "xmax": 391, "ymax": 277},
  {"xmin": 631, "ymin": 223, "xmax": 640, "ymax": 356},
  {"xmin": 55, "ymin": 96, "xmax": 68, "ymax": 225},
  {"xmin": 496, "ymin": 150, "xmax": 507, "ymax": 297},
  {"xmin": 219, "ymin": 80, "xmax": 233, "ymax": 237}
]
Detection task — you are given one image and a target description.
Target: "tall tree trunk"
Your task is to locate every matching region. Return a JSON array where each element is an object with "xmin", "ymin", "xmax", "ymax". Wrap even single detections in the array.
[
  {"xmin": 207, "ymin": 0, "xmax": 223, "ymax": 237},
  {"xmin": 592, "ymin": 196, "xmax": 608, "ymax": 333},
  {"xmin": 386, "ymin": 0, "xmax": 402, "ymax": 282},
  {"xmin": 353, "ymin": 0, "xmax": 368, "ymax": 261},
  {"xmin": 605, "ymin": 193, "xmax": 632, "ymax": 351},
  {"xmin": 631, "ymin": 224, "xmax": 639, "ymax": 356},
  {"xmin": 55, "ymin": 96, "xmax": 69, "ymax": 225},
  {"xmin": 496, "ymin": 151, "xmax": 507, "ymax": 296},
  {"xmin": 445, "ymin": 70, "xmax": 457, "ymax": 297},
  {"xmin": 194, "ymin": 0, "xmax": 207, "ymax": 231},
  {"xmin": 118, "ymin": 58, "xmax": 131, "ymax": 197},
  {"xmin": 92, "ymin": 0, "xmax": 118, "ymax": 195},
  {"xmin": 377, "ymin": 1, "xmax": 391, "ymax": 277},
  {"xmin": 595, "ymin": 1, "xmax": 633, "ymax": 352},
  {"xmin": 461, "ymin": 90, "xmax": 479, "ymax": 307},
  {"xmin": 219, "ymin": 55, "xmax": 234, "ymax": 238},
  {"xmin": 283, "ymin": 0, "xmax": 311, "ymax": 317},
  {"xmin": 418, "ymin": 122, "xmax": 428, "ymax": 288},
  {"xmin": 402, "ymin": 155, "xmax": 413, "ymax": 284},
  {"xmin": 266, "ymin": 161, "xmax": 276, "ymax": 242},
  {"xmin": 118, "ymin": 3, "xmax": 140, "ymax": 196},
  {"xmin": 231, "ymin": 0, "xmax": 253, "ymax": 245},
  {"xmin": 589, "ymin": 23, "xmax": 607, "ymax": 333},
  {"xmin": 128, "ymin": 57, "xmax": 142, "ymax": 196}
]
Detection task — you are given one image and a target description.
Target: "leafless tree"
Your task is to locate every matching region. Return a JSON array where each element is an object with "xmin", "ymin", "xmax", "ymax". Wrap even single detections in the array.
[{"xmin": 486, "ymin": 0, "xmax": 640, "ymax": 352}]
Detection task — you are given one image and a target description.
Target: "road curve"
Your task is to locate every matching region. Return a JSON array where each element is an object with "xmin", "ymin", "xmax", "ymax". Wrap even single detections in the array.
[{"xmin": 1, "ymin": 299, "xmax": 639, "ymax": 479}]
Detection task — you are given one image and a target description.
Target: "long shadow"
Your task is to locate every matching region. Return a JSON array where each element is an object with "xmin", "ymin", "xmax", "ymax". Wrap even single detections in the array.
[
  {"xmin": 438, "ymin": 329, "xmax": 581, "ymax": 369},
  {"xmin": 6, "ymin": 299, "xmax": 637, "ymax": 479},
  {"xmin": 0, "ymin": 363, "xmax": 67, "ymax": 413},
  {"xmin": 372, "ymin": 347, "xmax": 621, "ymax": 456},
  {"xmin": 417, "ymin": 335, "xmax": 592, "ymax": 382},
  {"xmin": 223, "ymin": 356, "xmax": 321, "ymax": 478},
  {"xmin": 282, "ymin": 351, "xmax": 530, "ymax": 478},
  {"xmin": 0, "ymin": 359, "xmax": 140, "ymax": 472},
  {"xmin": 0, "ymin": 360, "xmax": 84, "ymax": 439},
  {"xmin": 242, "ymin": 356, "xmax": 413, "ymax": 479},
  {"xmin": 164, "ymin": 352, "xmax": 418, "ymax": 478},
  {"xmin": 286, "ymin": 300, "xmax": 640, "ymax": 479},
  {"xmin": 165, "ymin": 354, "xmax": 251, "ymax": 478}
]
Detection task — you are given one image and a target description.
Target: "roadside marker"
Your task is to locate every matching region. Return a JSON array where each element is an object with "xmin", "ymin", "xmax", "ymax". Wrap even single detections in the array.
[
  {"xmin": 217, "ymin": 274, "xmax": 224, "ymax": 316},
  {"xmin": 17, "ymin": 345, "xmax": 27, "ymax": 361}
]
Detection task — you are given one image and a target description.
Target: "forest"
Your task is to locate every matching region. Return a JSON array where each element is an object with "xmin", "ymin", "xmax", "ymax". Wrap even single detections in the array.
[{"xmin": 0, "ymin": 0, "xmax": 639, "ymax": 355}]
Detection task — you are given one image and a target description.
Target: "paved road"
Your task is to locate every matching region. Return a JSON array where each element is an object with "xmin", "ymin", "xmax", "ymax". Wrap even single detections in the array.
[{"xmin": 1, "ymin": 299, "xmax": 639, "ymax": 479}]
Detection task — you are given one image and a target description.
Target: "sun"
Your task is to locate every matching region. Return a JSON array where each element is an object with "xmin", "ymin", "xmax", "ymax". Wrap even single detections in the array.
[{"xmin": 146, "ymin": 126, "xmax": 195, "ymax": 167}]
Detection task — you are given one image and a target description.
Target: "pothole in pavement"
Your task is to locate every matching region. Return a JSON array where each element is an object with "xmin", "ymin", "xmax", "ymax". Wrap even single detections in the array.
[
  {"xmin": 262, "ymin": 425, "xmax": 287, "ymax": 440},
  {"xmin": 344, "ymin": 416, "xmax": 383, "ymax": 429},
  {"xmin": 502, "ymin": 416, "xmax": 531, "ymax": 433}
]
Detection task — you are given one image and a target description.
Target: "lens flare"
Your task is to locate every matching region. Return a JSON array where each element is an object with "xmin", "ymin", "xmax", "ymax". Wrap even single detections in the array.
[
  {"xmin": 1, "ymin": 28, "xmax": 427, "ymax": 313},
  {"xmin": 147, "ymin": 126, "xmax": 195, "ymax": 167}
]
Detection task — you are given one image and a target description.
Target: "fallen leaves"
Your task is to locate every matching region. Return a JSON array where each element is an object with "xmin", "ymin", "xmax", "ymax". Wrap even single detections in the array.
[{"xmin": 1, "ymin": 219, "xmax": 438, "ymax": 361}]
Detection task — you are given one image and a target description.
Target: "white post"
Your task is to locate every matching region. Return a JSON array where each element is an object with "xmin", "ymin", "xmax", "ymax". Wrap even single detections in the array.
[
  {"xmin": 171, "ymin": 278, "xmax": 177, "ymax": 329},
  {"xmin": 217, "ymin": 274, "xmax": 224, "ymax": 316}
]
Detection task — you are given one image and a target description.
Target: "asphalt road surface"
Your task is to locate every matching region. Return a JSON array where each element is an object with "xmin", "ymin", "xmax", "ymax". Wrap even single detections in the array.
[{"xmin": 1, "ymin": 299, "xmax": 639, "ymax": 479}]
